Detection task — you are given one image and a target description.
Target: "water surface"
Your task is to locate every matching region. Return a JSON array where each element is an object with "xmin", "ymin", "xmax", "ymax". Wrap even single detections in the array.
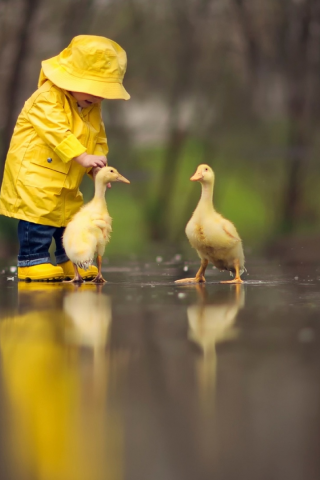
[{"xmin": 0, "ymin": 258, "xmax": 320, "ymax": 480}]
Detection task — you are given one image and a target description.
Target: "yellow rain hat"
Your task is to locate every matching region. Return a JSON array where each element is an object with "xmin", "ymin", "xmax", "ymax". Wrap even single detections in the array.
[{"xmin": 39, "ymin": 35, "xmax": 130, "ymax": 100}]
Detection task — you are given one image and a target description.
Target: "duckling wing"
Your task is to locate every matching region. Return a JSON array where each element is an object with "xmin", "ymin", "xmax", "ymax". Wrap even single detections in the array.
[
  {"xmin": 221, "ymin": 220, "xmax": 241, "ymax": 244},
  {"xmin": 199, "ymin": 218, "xmax": 241, "ymax": 250},
  {"xmin": 92, "ymin": 219, "xmax": 108, "ymax": 229},
  {"xmin": 63, "ymin": 227, "xmax": 96, "ymax": 266}
]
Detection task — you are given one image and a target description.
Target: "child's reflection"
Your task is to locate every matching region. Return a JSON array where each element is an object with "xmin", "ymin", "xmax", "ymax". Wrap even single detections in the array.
[{"xmin": 0, "ymin": 283, "xmax": 122, "ymax": 480}]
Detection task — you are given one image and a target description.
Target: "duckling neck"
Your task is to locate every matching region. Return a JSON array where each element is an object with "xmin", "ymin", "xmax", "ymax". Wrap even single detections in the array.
[
  {"xmin": 93, "ymin": 179, "xmax": 107, "ymax": 204},
  {"xmin": 198, "ymin": 181, "xmax": 215, "ymax": 212}
]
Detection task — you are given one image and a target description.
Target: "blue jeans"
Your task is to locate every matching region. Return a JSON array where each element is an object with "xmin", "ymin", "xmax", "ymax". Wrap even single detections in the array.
[{"xmin": 17, "ymin": 220, "xmax": 69, "ymax": 267}]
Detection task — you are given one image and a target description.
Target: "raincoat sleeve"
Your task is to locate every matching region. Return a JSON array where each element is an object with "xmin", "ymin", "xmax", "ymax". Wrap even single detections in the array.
[
  {"xmin": 93, "ymin": 117, "xmax": 109, "ymax": 157},
  {"xmin": 26, "ymin": 90, "xmax": 87, "ymax": 163},
  {"xmin": 87, "ymin": 115, "xmax": 109, "ymax": 179}
]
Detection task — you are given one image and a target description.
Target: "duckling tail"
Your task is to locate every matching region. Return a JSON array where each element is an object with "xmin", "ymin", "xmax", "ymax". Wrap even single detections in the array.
[{"xmin": 77, "ymin": 259, "xmax": 94, "ymax": 271}]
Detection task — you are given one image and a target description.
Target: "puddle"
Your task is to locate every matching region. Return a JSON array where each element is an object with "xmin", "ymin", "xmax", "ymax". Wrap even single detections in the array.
[{"xmin": 0, "ymin": 258, "xmax": 320, "ymax": 480}]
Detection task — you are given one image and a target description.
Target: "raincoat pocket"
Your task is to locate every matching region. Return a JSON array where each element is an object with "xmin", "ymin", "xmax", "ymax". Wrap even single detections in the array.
[{"xmin": 23, "ymin": 145, "xmax": 71, "ymax": 192}]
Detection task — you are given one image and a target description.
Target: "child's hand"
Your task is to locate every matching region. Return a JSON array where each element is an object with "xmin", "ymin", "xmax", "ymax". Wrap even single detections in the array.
[
  {"xmin": 73, "ymin": 153, "xmax": 107, "ymax": 168},
  {"xmin": 92, "ymin": 166, "xmax": 100, "ymax": 180}
]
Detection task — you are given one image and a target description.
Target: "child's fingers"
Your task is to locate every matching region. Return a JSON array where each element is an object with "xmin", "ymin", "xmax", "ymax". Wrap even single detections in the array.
[
  {"xmin": 97, "ymin": 158, "xmax": 107, "ymax": 166},
  {"xmin": 98, "ymin": 156, "xmax": 107, "ymax": 165}
]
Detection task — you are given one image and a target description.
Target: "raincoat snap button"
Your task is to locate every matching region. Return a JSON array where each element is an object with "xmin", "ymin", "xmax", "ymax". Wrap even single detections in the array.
[{"xmin": 47, "ymin": 158, "xmax": 52, "ymax": 163}]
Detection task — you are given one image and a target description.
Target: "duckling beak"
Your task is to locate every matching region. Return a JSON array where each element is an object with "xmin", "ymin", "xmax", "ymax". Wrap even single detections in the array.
[
  {"xmin": 190, "ymin": 171, "xmax": 203, "ymax": 181},
  {"xmin": 117, "ymin": 174, "xmax": 130, "ymax": 184}
]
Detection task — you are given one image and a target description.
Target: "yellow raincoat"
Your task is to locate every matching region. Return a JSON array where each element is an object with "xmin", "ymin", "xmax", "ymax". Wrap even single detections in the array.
[
  {"xmin": 0, "ymin": 35, "xmax": 129, "ymax": 227},
  {"xmin": 0, "ymin": 79, "xmax": 108, "ymax": 226}
]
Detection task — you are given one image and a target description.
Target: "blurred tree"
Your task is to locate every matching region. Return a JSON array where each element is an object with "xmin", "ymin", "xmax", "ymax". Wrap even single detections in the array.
[
  {"xmin": 2, "ymin": 0, "xmax": 320, "ymax": 258},
  {"xmin": 61, "ymin": 0, "xmax": 94, "ymax": 42},
  {"xmin": 147, "ymin": 0, "xmax": 199, "ymax": 241},
  {"xmin": 0, "ymin": 0, "xmax": 41, "ymax": 183},
  {"xmin": 232, "ymin": 0, "xmax": 320, "ymax": 234},
  {"xmin": 95, "ymin": 0, "xmax": 233, "ymax": 242}
]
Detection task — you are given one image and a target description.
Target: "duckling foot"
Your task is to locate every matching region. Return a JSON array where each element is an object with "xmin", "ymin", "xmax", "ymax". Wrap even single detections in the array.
[
  {"xmin": 64, "ymin": 277, "xmax": 85, "ymax": 284},
  {"xmin": 91, "ymin": 255, "xmax": 107, "ymax": 284},
  {"xmin": 91, "ymin": 274, "xmax": 107, "ymax": 284},
  {"xmin": 220, "ymin": 278, "xmax": 243, "ymax": 284},
  {"xmin": 175, "ymin": 259, "xmax": 208, "ymax": 284},
  {"xmin": 175, "ymin": 276, "xmax": 206, "ymax": 284},
  {"xmin": 63, "ymin": 263, "xmax": 84, "ymax": 283},
  {"xmin": 221, "ymin": 259, "xmax": 243, "ymax": 284}
]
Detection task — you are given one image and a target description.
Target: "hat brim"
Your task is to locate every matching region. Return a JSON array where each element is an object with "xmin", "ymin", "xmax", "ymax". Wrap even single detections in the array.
[{"xmin": 42, "ymin": 58, "xmax": 130, "ymax": 100}]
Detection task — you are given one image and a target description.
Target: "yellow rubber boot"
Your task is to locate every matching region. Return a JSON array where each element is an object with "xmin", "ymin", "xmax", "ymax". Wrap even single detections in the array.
[
  {"xmin": 18, "ymin": 263, "xmax": 64, "ymax": 281},
  {"xmin": 58, "ymin": 260, "xmax": 98, "ymax": 280}
]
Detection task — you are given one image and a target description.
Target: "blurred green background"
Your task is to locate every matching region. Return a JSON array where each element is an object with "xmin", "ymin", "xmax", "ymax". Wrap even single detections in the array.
[{"xmin": 1, "ymin": 0, "xmax": 320, "ymax": 263}]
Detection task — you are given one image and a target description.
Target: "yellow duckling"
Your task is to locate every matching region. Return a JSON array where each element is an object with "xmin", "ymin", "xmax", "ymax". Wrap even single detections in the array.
[
  {"xmin": 176, "ymin": 164, "xmax": 245, "ymax": 284},
  {"xmin": 63, "ymin": 166, "xmax": 130, "ymax": 284}
]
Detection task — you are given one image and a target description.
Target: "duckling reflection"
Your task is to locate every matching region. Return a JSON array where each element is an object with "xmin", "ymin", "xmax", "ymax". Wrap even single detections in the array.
[
  {"xmin": 0, "ymin": 283, "xmax": 123, "ymax": 480},
  {"xmin": 187, "ymin": 284, "xmax": 245, "ymax": 410},
  {"xmin": 63, "ymin": 289, "xmax": 112, "ymax": 399},
  {"xmin": 64, "ymin": 289, "xmax": 112, "ymax": 347}
]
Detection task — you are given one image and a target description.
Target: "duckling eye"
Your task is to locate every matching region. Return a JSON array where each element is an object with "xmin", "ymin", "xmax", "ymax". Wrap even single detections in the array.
[
  {"xmin": 205, "ymin": 168, "xmax": 208, "ymax": 171},
  {"xmin": 110, "ymin": 169, "xmax": 114, "ymax": 172}
]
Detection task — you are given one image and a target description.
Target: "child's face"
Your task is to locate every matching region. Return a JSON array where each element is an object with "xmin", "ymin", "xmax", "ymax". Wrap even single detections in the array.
[{"xmin": 71, "ymin": 91, "xmax": 103, "ymax": 108}]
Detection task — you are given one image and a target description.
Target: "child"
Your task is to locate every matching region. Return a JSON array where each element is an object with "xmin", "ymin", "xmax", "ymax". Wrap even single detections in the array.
[{"xmin": 0, "ymin": 35, "xmax": 130, "ymax": 281}]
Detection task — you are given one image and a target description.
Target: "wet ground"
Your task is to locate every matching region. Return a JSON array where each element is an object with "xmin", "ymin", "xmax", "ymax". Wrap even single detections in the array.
[{"xmin": 0, "ymin": 257, "xmax": 320, "ymax": 480}]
